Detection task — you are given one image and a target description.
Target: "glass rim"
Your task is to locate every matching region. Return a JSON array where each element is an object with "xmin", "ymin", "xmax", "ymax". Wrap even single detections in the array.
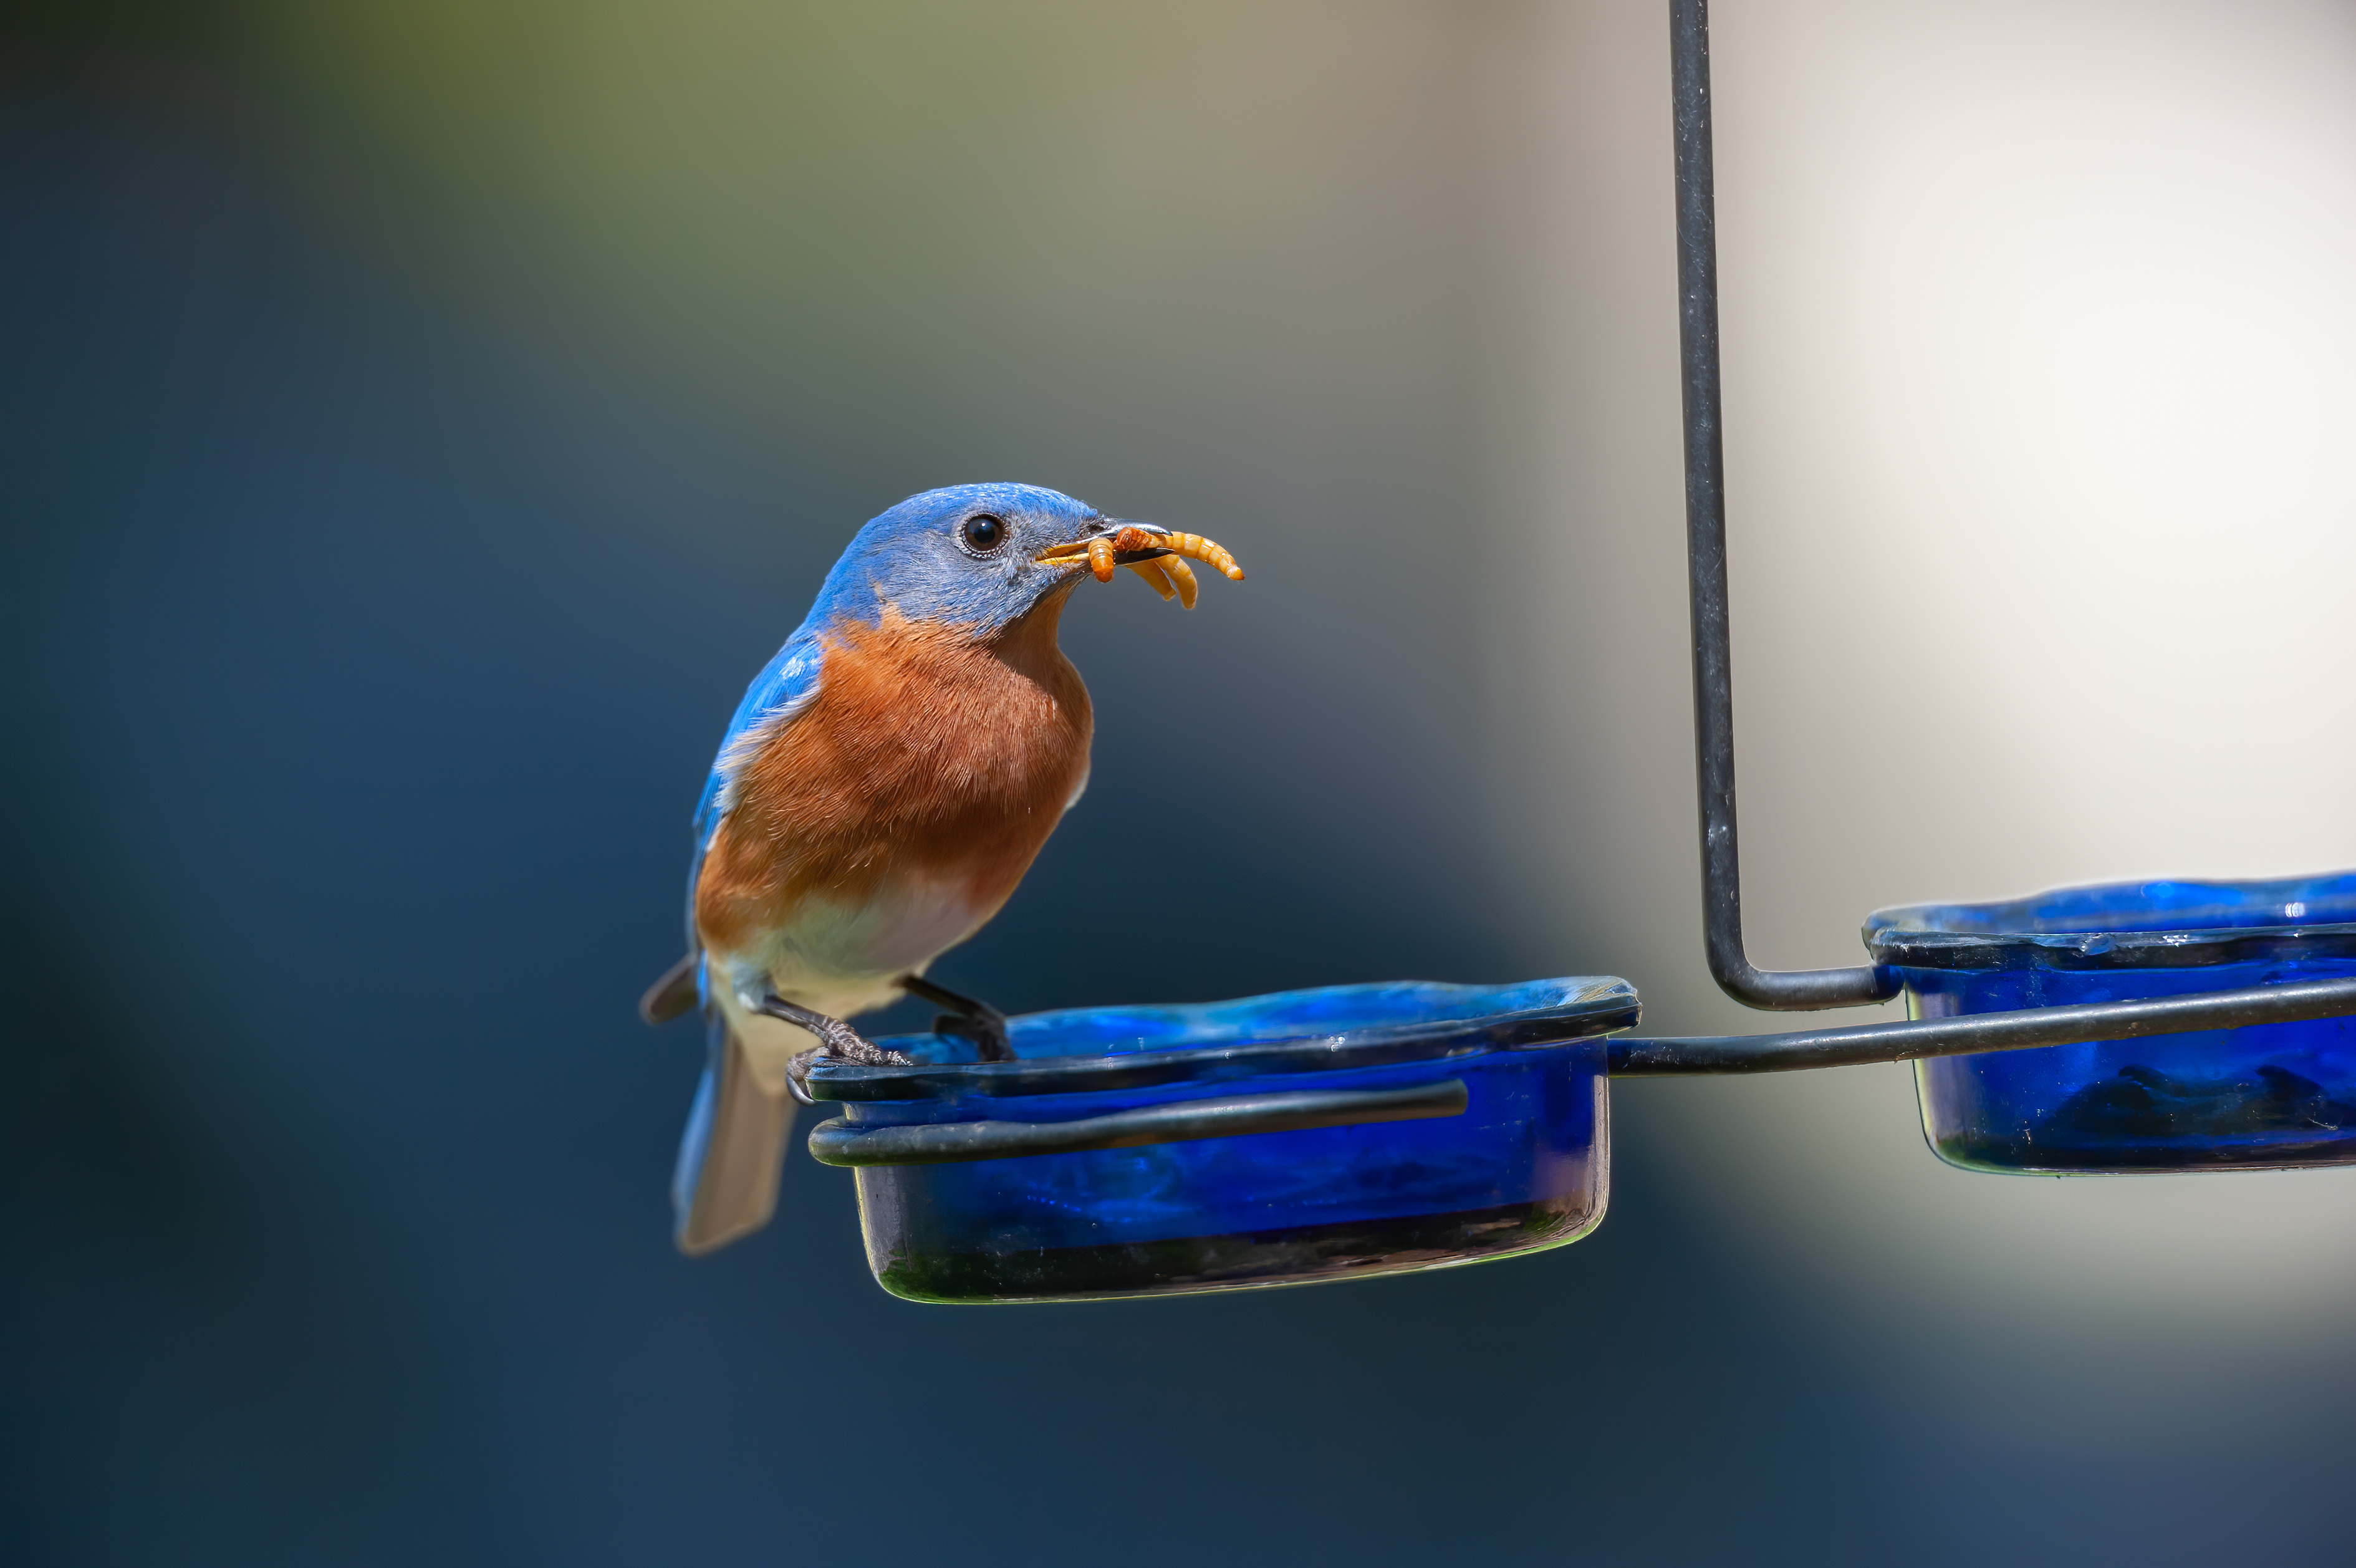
[
  {"xmin": 806, "ymin": 976, "xmax": 1637, "ymax": 1102},
  {"xmin": 1863, "ymin": 870, "xmax": 2356, "ymax": 973}
]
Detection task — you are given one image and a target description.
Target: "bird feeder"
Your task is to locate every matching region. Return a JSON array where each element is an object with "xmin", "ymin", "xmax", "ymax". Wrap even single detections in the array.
[{"xmin": 800, "ymin": 0, "xmax": 2356, "ymax": 1302}]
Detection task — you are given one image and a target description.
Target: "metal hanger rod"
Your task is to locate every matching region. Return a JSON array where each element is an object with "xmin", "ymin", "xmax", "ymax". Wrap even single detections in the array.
[{"xmin": 1673, "ymin": 0, "xmax": 1899, "ymax": 1010}]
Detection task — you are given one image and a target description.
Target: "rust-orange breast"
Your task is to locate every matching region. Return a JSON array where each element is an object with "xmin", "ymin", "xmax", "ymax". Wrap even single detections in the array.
[{"xmin": 695, "ymin": 602, "xmax": 1092, "ymax": 956}]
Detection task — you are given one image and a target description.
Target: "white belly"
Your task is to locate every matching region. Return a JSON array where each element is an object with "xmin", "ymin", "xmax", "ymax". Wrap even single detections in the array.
[{"xmin": 703, "ymin": 875, "xmax": 995, "ymax": 1069}]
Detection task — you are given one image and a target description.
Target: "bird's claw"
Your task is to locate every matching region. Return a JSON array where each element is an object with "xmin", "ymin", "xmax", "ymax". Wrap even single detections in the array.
[
  {"xmin": 781, "ymin": 1019, "xmax": 914, "ymax": 1107},
  {"xmin": 933, "ymin": 1011, "xmax": 1016, "ymax": 1064}
]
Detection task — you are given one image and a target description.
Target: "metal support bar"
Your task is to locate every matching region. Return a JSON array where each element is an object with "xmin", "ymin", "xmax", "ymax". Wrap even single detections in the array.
[
  {"xmin": 807, "ymin": 1079, "xmax": 1470, "ymax": 1166},
  {"xmin": 1610, "ymin": 976, "xmax": 2356, "ymax": 1075},
  {"xmin": 1671, "ymin": 0, "xmax": 1897, "ymax": 1011}
]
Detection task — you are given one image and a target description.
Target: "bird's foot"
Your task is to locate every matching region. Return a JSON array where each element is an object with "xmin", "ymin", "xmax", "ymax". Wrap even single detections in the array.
[
  {"xmin": 750, "ymin": 993, "xmax": 913, "ymax": 1105},
  {"xmin": 933, "ymin": 1012, "xmax": 1014, "ymax": 1063},
  {"xmin": 782, "ymin": 1031, "xmax": 916, "ymax": 1107},
  {"xmin": 815, "ymin": 1022, "xmax": 911, "ymax": 1067},
  {"xmin": 897, "ymin": 974, "xmax": 1017, "ymax": 1064}
]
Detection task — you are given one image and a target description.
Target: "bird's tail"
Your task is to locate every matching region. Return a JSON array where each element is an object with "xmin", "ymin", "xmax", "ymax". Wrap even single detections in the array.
[{"xmin": 671, "ymin": 1011, "xmax": 801, "ymax": 1255}]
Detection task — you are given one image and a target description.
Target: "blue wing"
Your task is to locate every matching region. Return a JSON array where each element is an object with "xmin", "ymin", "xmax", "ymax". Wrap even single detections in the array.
[
  {"xmin": 682, "ymin": 627, "xmax": 827, "ymax": 952},
  {"xmin": 670, "ymin": 627, "xmax": 828, "ymax": 1254}
]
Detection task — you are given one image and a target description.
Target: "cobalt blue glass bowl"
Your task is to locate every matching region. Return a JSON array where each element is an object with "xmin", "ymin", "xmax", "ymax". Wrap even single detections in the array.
[
  {"xmin": 1865, "ymin": 872, "xmax": 2356, "ymax": 1173},
  {"xmin": 802, "ymin": 976, "xmax": 1635, "ymax": 1303}
]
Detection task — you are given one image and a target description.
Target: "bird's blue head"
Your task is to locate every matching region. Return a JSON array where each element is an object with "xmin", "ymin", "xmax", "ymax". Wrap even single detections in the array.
[{"xmin": 805, "ymin": 483, "xmax": 1125, "ymax": 638}]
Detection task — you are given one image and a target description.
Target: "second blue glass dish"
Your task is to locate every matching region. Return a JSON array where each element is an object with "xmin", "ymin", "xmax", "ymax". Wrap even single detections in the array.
[{"xmin": 1866, "ymin": 872, "xmax": 2356, "ymax": 1173}]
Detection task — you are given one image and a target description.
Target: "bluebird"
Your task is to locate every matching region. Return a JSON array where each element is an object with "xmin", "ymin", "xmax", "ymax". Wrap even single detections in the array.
[{"xmin": 640, "ymin": 483, "xmax": 1244, "ymax": 1254}]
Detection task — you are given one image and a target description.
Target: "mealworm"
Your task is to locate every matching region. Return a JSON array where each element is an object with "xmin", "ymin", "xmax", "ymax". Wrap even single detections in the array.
[
  {"xmin": 1108, "ymin": 526, "xmax": 1246, "ymax": 581},
  {"xmin": 1087, "ymin": 536, "xmax": 1118, "ymax": 582},
  {"xmin": 1160, "ymin": 531, "xmax": 1245, "ymax": 580},
  {"xmin": 1127, "ymin": 559, "xmax": 1178, "ymax": 601},
  {"xmin": 1158, "ymin": 555, "xmax": 1199, "ymax": 608}
]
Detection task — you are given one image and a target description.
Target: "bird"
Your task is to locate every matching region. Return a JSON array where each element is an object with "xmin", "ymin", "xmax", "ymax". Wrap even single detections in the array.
[{"xmin": 638, "ymin": 482, "xmax": 1243, "ymax": 1254}]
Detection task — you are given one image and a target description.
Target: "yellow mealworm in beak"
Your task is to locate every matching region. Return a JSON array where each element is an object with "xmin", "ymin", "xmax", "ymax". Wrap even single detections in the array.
[
  {"xmin": 1140, "ymin": 531, "xmax": 1244, "ymax": 580},
  {"xmin": 1087, "ymin": 536, "xmax": 1118, "ymax": 582},
  {"xmin": 1127, "ymin": 559, "xmax": 1178, "ymax": 601},
  {"xmin": 1160, "ymin": 555, "xmax": 1199, "ymax": 608},
  {"xmin": 1171, "ymin": 534, "xmax": 1244, "ymax": 581},
  {"xmin": 1105, "ymin": 526, "xmax": 1246, "ymax": 582}
]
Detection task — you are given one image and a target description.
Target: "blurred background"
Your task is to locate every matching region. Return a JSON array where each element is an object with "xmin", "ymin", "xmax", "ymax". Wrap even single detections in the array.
[{"xmin": 7, "ymin": 1, "xmax": 2356, "ymax": 1561}]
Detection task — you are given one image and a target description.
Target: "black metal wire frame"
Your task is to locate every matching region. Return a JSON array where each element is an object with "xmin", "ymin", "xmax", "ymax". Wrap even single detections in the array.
[
  {"xmin": 1612, "ymin": 976, "xmax": 2356, "ymax": 1075},
  {"xmin": 1672, "ymin": 0, "xmax": 1893, "ymax": 1012},
  {"xmin": 1628, "ymin": 0, "xmax": 2356, "ymax": 1072}
]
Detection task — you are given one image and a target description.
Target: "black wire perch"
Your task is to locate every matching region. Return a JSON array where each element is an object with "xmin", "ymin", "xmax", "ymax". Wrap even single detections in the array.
[{"xmin": 1606, "ymin": 0, "xmax": 2356, "ymax": 1075}]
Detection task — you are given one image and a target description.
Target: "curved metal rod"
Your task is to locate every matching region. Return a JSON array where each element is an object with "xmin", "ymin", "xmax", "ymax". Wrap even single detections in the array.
[
  {"xmin": 807, "ymin": 1079, "xmax": 1470, "ymax": 1168},
  {"xmin": 1609, "ymin": 976, "xmax": 2356, "ymax": 1075},
  {"xmin": 1671, "ymin": 0, "xmax": 1898, "ymax": 1010}
]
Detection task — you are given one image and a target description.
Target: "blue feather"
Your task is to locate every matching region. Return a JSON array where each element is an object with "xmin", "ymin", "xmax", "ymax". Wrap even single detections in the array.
[{"xmin": 683, "ymin": 628, "xmax": 826, "ymax": 949}]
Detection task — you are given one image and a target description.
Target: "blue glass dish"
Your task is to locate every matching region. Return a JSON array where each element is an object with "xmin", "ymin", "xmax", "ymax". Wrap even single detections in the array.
[
  {"xmin": 802, "ymin": 977, "xmax": 1635, "ymax": 1303},
  {"xmin": 1865, "ymin": 872, "xmax": 2356, "ymax": 1173}
]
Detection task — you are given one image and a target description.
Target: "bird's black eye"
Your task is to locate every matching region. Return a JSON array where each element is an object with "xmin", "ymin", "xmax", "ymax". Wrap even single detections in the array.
[{"xmin": 961, "ymin": 514, "xmax": 1007, "ymax": 553}]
